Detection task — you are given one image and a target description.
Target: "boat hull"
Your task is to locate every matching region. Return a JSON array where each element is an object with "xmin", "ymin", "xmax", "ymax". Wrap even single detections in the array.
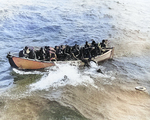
[
  {"xmin": 7, "ymin": 47, "xmax": 114, "ymax": 70},
  {"xmin": 7, "ymin": 55, "xmax": 55, "ymax": 70},
  {"xmin": 93, "ymin": 47, "xmax": 114, "ymax": 63}
]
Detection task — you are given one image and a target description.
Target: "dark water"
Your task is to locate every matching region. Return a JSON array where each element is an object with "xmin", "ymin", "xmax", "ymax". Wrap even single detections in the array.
[{"xmin": 0, "ymin": 0, "xmax": 150, "ymax": 119}]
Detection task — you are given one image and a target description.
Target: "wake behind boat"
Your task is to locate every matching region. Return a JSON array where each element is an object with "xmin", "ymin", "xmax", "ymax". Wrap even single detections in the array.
[{"xmin": 6, "ymin": 40, "xmax": 114, "ymax": 70}]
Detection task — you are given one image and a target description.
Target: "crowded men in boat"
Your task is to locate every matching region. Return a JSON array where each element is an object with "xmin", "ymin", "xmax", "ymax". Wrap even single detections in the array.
[{"xmin": 19, "ymin": 39, "xmax": 108, "ymax": 62}]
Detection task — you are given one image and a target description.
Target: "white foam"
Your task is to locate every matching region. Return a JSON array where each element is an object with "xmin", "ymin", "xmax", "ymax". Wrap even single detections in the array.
[
  {"xmin": 85, "ymin": 61, "xmax": 115, "ymax": 80},
  {"xmin": 30, "ymin": 63, "xmax": 96, "ymax": 91},
  {"xmin": 13, "ymin": 68, "xmax": 43, "ymax": 75}
]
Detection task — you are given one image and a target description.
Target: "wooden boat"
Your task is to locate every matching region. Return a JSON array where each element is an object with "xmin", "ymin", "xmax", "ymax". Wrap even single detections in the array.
[
  {"xmin": 91, "ymin": 47, "xmax": 114, "ymax": 63},
  {"xmin": 7, "ymin": 47, "xmax": 114, "ymax": 70}
]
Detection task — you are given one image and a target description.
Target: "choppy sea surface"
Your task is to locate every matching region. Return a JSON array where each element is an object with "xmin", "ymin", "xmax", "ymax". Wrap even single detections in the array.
[{"xmin": 0, "ymin": 0, "xmax": 150, "ymax": 119}]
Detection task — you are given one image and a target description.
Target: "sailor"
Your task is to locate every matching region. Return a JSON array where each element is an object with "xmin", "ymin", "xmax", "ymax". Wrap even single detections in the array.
[
  {"xmin": 50, "ymin": 52, "xmax": 57, "ymax": 61},
  {"xmin": 78, "ymin": 47, "xmax": 83, "ymax": 60},
  {"xmin": 73, "ymin": 44, "xmax": 80, "ymax": 56},
  {"xmin": 71, "ymin": 44, "xmax": 80, "ymax": 60},
  {"xmin": 64, "ymin": 45, "xmax": 71, "ymax": 60},
  {"xmin": 44, "ymin": 46, "xmax": 49, "ymax": 50},
  {"xmin": 95, "ymin": 43, "xmax": 101, "ymax": 55},
  {"xmin": 28, "ymin": 49, "xmax": 36, "ymax": 59},
  {"xmin": 55, "ymin": 45, "xmax": 65, "ymax": 61},
  {"xmin": 79, "ymin": 47, "xmax": 91, "ymax": 67},
  {"xmin": 44, "ymin": 46, "xmax": 50, "ymax": 61},
  {"xmin": 90, "ymin": 39, "xmax": 97, "ymax": 57},
  {"xmin": 65, "ymin": 45, "xmax": 71, "ymax": 54},
  {"xmin": 21, "ymin": 46, "xmax": 30, "ymax": 58},
  {"xmin": 91, "ymin": 39, "xmax": 96, "ymax": 47},
  {"xmin": 84, "ymin": 41, "xmax": 89, "ymax": 48},
  {"xmin": 55, "ymin": 46, "xmax": 60, "ymax": 60},
  {"xmin": 39, "ymin": 47, "xmax": 45, "ymax": 60},
  {"xmin": 19, "ymin": 50, "xmax": 24, "ymax": 57},
  {"xmin": 100, "ymin": 40, "xmax": 106, "ymax": 48},
  {"xmin": 83, "ymin": 47, "xmax": 91, "ymax": 59}
]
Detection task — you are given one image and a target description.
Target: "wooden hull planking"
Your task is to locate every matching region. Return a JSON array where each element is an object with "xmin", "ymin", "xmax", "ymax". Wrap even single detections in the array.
[
  {"xmin": 8, "ymin": 56, "xmax": 55, "ymax": 70},
  {"xmin": 93, "ymin": 47, "xmax": 114, "ymax": 63}
]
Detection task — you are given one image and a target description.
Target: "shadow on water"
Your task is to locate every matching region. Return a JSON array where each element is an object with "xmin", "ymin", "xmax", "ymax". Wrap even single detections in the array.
[
  {"xmin": 11, "ymin": 72, "xmax": 42, "ymax": 85},
  {"xmin": 38, "ymin": 100, "xmax": 89, "ymax": 120},
  {"xmin": 8, "ymin": 71, "xmax": 43, "ymax": 94},
  {"xmin": 0, "ymin": 95, "xmax": 88, "ymax": 120}
]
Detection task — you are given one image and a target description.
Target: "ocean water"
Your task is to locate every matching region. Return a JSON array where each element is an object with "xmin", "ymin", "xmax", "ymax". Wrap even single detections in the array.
[{"xmin": 0, "ymin": 0, "xmax": 150, "ymax": 120}]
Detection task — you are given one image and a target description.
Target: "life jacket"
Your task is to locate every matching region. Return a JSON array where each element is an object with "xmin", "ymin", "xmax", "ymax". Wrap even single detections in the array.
[
  {"xmin": 22, "ymin": 48, "xmax": 30, "ymax": 58},
  {"xmin": 49, "ymin": 47, "xmax": 56, "ymax": 53},
  {"xmin": 50, "ymin": 52, "xmax": 57, "ymax": 61},
  {"xmin": 50, "ymin": 57, "xmax": 56, "ymax": 61}
]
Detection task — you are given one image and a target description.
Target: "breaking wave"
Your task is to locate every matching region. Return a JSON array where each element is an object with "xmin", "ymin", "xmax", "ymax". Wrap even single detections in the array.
[
  {"xmin": 29, "ymin": 61, "xmax": 116, "ymax": 91},
  {"xmin": 30, "ymin": 63, "xmax": 96, "ymax": 91}
]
